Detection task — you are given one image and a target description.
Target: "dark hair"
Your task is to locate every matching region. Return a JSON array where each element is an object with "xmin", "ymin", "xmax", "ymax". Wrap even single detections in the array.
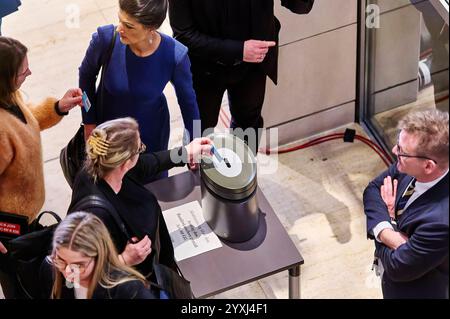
[
  {"xmin": 0, "ymin": 37, "xmax": 28, "ymax": 107},
  {"xmin": 119, "ymin": 0, "xmax": 167, "ymax": 29}
]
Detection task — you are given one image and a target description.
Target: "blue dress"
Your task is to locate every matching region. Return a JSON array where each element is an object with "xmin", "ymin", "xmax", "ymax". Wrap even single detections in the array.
[{"xmin": 79, "ymin": 24, "xmax": 200, "ymax": 153}]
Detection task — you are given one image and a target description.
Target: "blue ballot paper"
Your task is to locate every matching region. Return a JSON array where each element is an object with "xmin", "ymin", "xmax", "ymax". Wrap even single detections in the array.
[
  {"xmin": 0, "ymin": 0, "xmax": 22, "ymax": 18},
  {"xmin": 210, "ymin": 145, "xmax": 224, "ymax": 162},
  {"xmin": 82, "ymin": 91, "xmax": 92, "ymax": 113}
]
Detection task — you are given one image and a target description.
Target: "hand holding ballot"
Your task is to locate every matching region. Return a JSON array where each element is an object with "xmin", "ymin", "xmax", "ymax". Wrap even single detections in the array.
[
  {"xmin": 0, "ymin": 240, "xmax": 7, "ymax": 254},
  {"xmin": 185, "ymin": 137, "xmax": 213, "ymax": 170},
  {"xmin": 58, "ymin": 88, "xmax": 83, "ymax": 113}
]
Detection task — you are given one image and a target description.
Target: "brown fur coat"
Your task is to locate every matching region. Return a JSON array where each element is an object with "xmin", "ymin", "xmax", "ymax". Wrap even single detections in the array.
[{"xmin": 0, "ymin": 92, "xmax": 63, "ymax": 221}]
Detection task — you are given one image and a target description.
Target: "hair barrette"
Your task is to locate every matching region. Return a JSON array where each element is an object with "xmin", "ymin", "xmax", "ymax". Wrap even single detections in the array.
[{"xmin": 88, "ymin": 135, "xmax": 111, "ymax": 156}]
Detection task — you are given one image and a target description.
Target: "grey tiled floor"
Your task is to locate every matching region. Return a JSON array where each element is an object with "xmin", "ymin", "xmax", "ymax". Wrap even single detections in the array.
[{"xmin": 1, "ymin": 0, "xmax": 384, "ymax": 299}]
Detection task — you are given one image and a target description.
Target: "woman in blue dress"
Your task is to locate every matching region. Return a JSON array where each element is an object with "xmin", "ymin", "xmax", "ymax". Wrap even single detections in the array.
[{"xmin": 79, "ymin": 0, "xmax": 200, "ymax": 179}]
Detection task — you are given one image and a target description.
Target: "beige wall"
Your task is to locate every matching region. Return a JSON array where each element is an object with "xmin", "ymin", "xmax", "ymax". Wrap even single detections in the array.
[
  {"xmin": 262, "ymin": 0, "xmax": 422, "ymax": 146},
  {"xmin": 262, "ymin": 0, "xmax": 358, "ymax": 146}
]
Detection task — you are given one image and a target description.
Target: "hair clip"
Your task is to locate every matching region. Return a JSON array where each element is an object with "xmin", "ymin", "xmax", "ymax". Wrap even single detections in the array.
[{"xmin": 88, "ymin": 135, "xmax": 111, "ymax": 156}]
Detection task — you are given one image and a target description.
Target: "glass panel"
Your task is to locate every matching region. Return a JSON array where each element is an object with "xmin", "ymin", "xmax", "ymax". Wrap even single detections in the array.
[{"xmin": 365, "ymin": 0, "xmax": 449, "ymax": 150}]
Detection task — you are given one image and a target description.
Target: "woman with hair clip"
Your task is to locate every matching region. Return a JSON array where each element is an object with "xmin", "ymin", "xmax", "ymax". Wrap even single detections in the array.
[
  {"xmin": 0, "ymin": 36, "xmax": 82, "ymax": 298},
  {"xmin": 69, "ymin": 117, "xmax": 212, "ymax": 287},
  {"xmin": 79, "ymin": 0, "xmax": 200, "ymax": 180},
  {"xmin": 45, "ymin": 212, "xmax": 155, "ymax": 299}
]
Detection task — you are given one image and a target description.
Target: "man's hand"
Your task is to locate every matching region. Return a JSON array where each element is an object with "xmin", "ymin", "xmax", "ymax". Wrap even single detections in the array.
[
  {"xmin": 380, "ymin": 176, "xmax": 397, "ymax": 219},
  {"xmin": 379, "ymin": 228, "xmax": 408, "ymax": 250},
  {"xmin": 0, "ymin": 240, "xmax": 7, "ymax": 254},
  {"xmin": 243, "ymin": 40, "xmax": 276, "ymax": 63},
  {"xmin": 120, "ymin": 236, "xmax": 152, "ymax": 266}
]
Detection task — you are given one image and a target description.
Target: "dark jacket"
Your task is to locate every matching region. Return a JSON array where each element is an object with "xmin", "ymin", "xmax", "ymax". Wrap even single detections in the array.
[
  {"xmin": 60, "ymin": 278, "xmax": 156, "ymax": 299},
  {"xmin": 69, "ymin": 149, "xmax": 186, "ymax": 278},
  {"xmin": 168, "ymin": 0, "xmax": 314, "ymax": 84},
  {"xmin": 76, "ymin": 283, "xmax": 154, "ymax": 299},
  {"xmin": 0, "ymin": 0, "xmax": 21, "ymax": 19},
  {"xmin": 364, "ymin": 164, "xmax": 449, "ymax": 299}
]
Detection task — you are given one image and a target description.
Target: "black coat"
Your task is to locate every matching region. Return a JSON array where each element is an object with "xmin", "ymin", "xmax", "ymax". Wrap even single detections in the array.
[
  {"xmin": 169, "ymin": 0, "xmax": 314, "ymax": 84},
  {"xmin": 59, "ymin": 277, "xmax": 157, "ymax": 299},
  {"xmin": 69, "ymin": 149, "xmax": 186, "ymax": 278}
]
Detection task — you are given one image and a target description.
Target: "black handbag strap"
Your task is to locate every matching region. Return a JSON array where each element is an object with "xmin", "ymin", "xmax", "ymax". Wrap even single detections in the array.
[
  {"xmin": 97, "ymin": 28, "xmax": 117, "ymax": 122},
  {"xmin": 34, "ymin": 211, "xmax": 62, "ymax": 225},
  {"xmin": 70, "ymin": 194, "xmax": 132, "ymax": 241},
  {"xmin": 28, "ymin": 211, "xmax": 62, "ymax": 232},
  {"xmin": 152, "ymin": 217, "xmax": 186, "ymax": 280},
  {"xmin": 103, "ymin": 28, "xmax": 118, "ymax": 73}
]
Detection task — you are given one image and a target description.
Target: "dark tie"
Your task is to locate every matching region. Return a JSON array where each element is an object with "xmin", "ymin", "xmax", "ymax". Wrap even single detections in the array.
[{"xmin": 396, "ymin": 179, "xmax": 416, "ymax": 216}]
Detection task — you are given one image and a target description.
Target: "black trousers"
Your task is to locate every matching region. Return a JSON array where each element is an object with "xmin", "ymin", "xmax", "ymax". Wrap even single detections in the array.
[{"xmin": 192, "ymin": 63, "xmax": 267, "ymax": 154}]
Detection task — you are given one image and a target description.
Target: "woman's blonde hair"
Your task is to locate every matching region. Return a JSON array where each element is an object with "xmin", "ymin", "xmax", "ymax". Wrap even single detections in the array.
[
  {"xmin": 51, "ymin": 212, "xmax": 147, "ymax": 299},
  {"xmin": 85, "ymin": 117, "xmax": 140, "ymax": 182}
]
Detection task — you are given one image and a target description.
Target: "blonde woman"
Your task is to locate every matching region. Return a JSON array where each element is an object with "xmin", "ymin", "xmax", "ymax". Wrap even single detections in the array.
[
  {"xmin": 68, "ymin": 117, "xmax": 212, "ymax": 281},
  {"xmin": 45, "ymin": 212, "xmax": 155, "ymax": 299}
]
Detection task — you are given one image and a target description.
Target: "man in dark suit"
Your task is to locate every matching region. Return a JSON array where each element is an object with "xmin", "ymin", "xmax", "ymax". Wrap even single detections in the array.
[
  {"xmin": 168, "ymin": 0, "xmax": 314, "ymax": 153},
  {"xmin": 364, "ymin": 109, "xmax": 449, "ymax": 299}
]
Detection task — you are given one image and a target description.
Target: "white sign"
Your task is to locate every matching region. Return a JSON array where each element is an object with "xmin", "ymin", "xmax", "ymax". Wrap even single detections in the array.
[{"xmin": 162, "ymin": 201, "xmax": 222, "ymax": 262}]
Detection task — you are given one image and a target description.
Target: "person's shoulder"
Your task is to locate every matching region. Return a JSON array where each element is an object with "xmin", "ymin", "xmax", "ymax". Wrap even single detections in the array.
[
  {"xmin": 70, "ymin": 171, "xmax": 107, "ymax": 214},
  {"xmin": 0, "ymin": 107, "xmax": 15, "ymax": 134},
  {"xmin": 161, "ymin": 33, "xmax": 189, "ymax": 63},
  {"xmin": 73, "ymin": 169, "xmax": 96, "ymax": 193},
  {"xmin": 96, "ymin": 24, "xmax": 115, "ymax": 35},
  {"xmin": 415, "ymin": 186, "xmax": 449, "ymax": 226},
  {"xmin": 92, "ymin": 24, "xmax": 116, "ymax": 44},
  {"xmin": 113, "ymin": 279, "xmax": 157, "ymax": 299}
]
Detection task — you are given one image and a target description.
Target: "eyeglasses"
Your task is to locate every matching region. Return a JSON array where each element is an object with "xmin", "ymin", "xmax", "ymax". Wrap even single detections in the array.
[
  {"xmin": 51, "ymin": 254, "xmax": 94, "ymax": 274},
  {"xmin": 395, "ymin": 143, "xmax": 438, "ymax": 164}
]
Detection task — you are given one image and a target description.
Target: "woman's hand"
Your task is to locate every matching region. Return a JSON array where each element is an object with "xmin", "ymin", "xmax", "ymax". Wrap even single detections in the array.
[
  {"xmin": 120, "ymin": 235, "xmax": 152, "ymax": 266},
  {"xmin": 58, "ymin": 88, "xmax": 83, "ymax": 113},
  {"xmin": 0, "ymin": 240, "xmax": 7, "ymax": 254},
  {"xmin": 380, "ymin": 176, "xmax": 398, "ymax": 219},
  {"xmin": 185, "ymin": 137, "xmax": 213, "ymax": 170}
]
